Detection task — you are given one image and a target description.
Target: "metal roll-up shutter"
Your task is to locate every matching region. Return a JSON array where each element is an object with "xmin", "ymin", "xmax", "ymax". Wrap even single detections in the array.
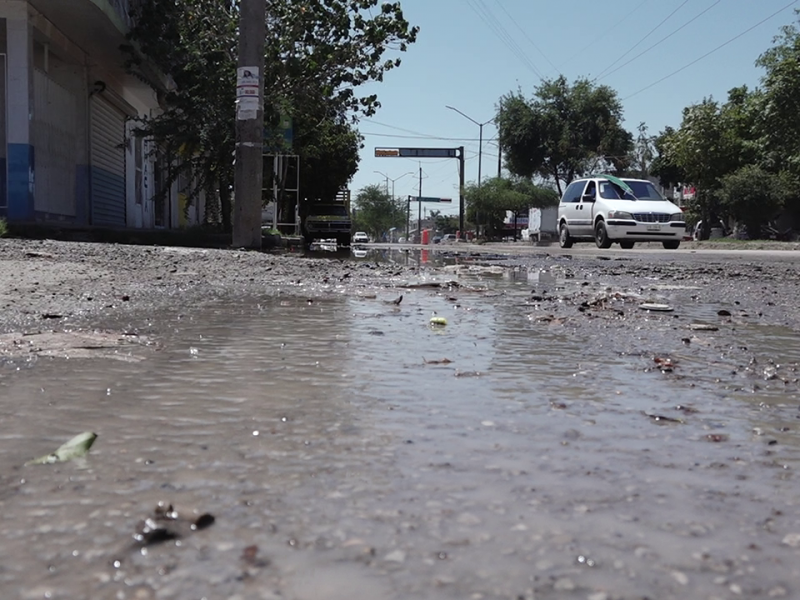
[{"xmin": 90, "ymin": 96, "xmax": 126, "ymax": 226}]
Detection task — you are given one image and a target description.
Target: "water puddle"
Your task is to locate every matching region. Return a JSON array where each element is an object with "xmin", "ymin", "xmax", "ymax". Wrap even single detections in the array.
[{"xmin": 1, "ymin": 273, "xmax": 800, "ymax": 599}]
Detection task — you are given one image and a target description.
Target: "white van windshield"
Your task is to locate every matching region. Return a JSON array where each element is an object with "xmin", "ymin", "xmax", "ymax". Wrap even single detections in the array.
[{"xmin": 599, "ymin": 180, "xmax": 665, "ymax": 201}]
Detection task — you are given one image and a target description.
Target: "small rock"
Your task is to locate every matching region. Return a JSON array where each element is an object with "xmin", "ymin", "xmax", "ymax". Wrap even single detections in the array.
[
  {"xmin": 782, "ymin": 533, "xmax": 800, "ymax": 547},
  {"xmin": 553, "ymin": 578, "xmax": 575, "ymax": 591},
  {"xmin": 384, "ymin": 549, "xmax": 406, "ymax": 563},
  {"xmin": 671, "ymin": 570, "xmax": 689, "ymax": 585}
]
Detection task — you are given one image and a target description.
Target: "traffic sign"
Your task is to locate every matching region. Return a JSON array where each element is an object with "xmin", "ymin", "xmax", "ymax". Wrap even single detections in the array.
[
  {"xmin": 415, "ymin": 196, "xmax": 452, "ymax": 203},
  {"xmin": 376, "ymin": 147, "xmax": 460, "ymax": 158}
]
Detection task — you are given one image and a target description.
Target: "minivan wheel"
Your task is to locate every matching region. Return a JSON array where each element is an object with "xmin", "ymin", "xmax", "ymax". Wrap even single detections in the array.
[
  {"xmin": 594, "ymin": 220, "xmax": 612, "ymax": 249},
  {"xmin": 619, "ymin": 241, "xmax": 635, "ymax": 249},
  {"xmin": 559, "ymin": 222, "xmax": 573, "ymax": 248},
  {"xmin": 662, "ymin": 240, "xmax": 680, "ymax": 249}
]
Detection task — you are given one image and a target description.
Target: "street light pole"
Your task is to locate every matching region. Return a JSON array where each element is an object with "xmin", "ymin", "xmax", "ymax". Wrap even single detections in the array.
[
  {"xmin": 373, "ymin": 171, "xmax": 389, "ymax": 195},
  {"xmin": 446, "ymin": 105, "xmax": 493, "ymax": 188},
  {"xmin": 375, "ymin": 171, "xmax": 414, "ymax": 201}
]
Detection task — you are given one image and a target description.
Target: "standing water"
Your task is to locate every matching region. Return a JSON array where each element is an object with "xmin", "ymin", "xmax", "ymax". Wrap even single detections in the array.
[{"xmin": 1, "ymin": 270, "xmax": 800, "ymax": 599}]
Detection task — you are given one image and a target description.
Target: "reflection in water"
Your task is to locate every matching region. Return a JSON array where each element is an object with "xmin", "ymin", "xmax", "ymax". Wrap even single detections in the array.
[{"xmin": 1, "ymin": 281, "xmax": 800, "ymax": 599}]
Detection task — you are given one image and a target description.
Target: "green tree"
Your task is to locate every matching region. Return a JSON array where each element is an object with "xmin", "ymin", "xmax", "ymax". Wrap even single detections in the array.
[
  {"xmin": 125, "ymin": 0, "xmax": 418, "ymax": 232},
  {"xmin": 495, "ymin": 76, "xmax": 633, "ymax": 195},
  {"xmin": 626, "ymin": 123, "xmax": 656, "ymax": 179},
  {"xmin": 466, "ymin": 177, "xmax": 557, "ymax": 239},
  {"xmin": 756, "ymin": 11, "xmax": 800, "ymax": 220},
  {"xmin": 718, "ymin": 165, "xmax": 784, "ymax": 239},
  {"xmin": 656, "ymin": 87, "xmax": 762, "ymax": 237},
  {"xmin": 429, "ymin": 209, "xmax": 458, "ymax": 234},
  {"xmin": 352, "ymin": 184, "xmax": 407, "ymax": 240},
  {"xmin": 650, "ymin": 127, "xmax": 686, "ymax": 190}
]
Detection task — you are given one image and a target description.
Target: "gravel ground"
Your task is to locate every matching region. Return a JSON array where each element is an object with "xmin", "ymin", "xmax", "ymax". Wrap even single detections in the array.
[{"xmin": 2, "ymin": 236, "xmax": 800, "ymax": 333}]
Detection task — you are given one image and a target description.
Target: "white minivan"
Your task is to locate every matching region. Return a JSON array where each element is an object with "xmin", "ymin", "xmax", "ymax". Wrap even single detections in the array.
[{"xmin": 558, "ymin": 176, "xmax": 686, "ymax": 249}]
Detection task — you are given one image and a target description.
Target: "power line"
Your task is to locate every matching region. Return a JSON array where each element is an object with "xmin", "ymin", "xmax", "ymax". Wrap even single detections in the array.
[
  {"xmin": 624, "ymin": 0, "xmax": 800, "ymax": 100},
  {"xmin": 493, "ymin": 0, "xmax": 560, "ymax": 75},
  {"xmin": 598, "ymin": 0, "xmax": 722, "ymax": 82},
  {"xmin": 362, "ymin": 131, "xmax": 486, "ymax": 142},
  {"xmin": 594, "ymin": 0, "xmax": 690, "ymax": 80},
  {"xmin": 559, "ymin": 0, "xmax": 651, "ymax": 69},
  {"xmin": 465, "ymin": 0, "xmax": 544, "ymax": 79}
]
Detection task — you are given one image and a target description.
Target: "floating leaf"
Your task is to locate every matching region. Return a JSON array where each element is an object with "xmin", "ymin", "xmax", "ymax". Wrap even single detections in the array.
[{"xmin": 26, "ymin": 432, "xmax": 97, "ymax": 465}]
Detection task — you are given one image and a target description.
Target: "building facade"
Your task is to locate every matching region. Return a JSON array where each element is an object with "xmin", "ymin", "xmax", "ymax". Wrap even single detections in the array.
[{"xmin": 0, "ymin": 0, "xmax": 202, "ymax": 229}]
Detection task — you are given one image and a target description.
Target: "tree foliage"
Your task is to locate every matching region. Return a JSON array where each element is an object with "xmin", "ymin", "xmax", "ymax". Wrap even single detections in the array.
[
  {"xmin": 495, "ymin": 76, "xmax": 633, "ymax": 195},
  {"xmin": 124, "ymin": 0, "xmax": 418, "ymax": 231},
  {"xmin": 352, "ymin": 184, "xmax": 407, "ymax": 240},
  {"xmin": 652, "ymin": 87, "xmax": 763, "ymax": 233},
  {"xmin": 650, "ymin": 12, "xmax": 800, "ymax": 237},
  {"xmin": 465, "ymin": 177, "xmax": 558, "ymax": 238},
  {"xmin": 718, "ymin": 165, "xmax": 784, "ymax": 239}
]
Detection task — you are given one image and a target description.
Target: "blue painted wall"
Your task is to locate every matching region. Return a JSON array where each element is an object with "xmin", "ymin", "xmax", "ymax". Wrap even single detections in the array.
[{"xmin": 7, "ymin": 144, "xmax": 34, "ymax": 221}]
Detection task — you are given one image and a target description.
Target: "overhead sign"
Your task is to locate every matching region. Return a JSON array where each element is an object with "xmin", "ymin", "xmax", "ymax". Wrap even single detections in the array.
[
  {"xmin": 415, "ymin": 197, "xmax": 452, "ymax": 203},
  {"xmin": 375, "ymin": 148, "xmax": 459, "ymax": 158}
]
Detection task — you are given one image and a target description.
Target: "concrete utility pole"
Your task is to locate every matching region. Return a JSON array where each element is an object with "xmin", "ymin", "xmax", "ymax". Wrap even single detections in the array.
[
  {"xmin": 417, "ymin": 162, "xmax": 422, "ymax": 243},
  {"xmin": 232, "ymin": 0, "xmax": 267, "ymax": 249},
  {"xmin": 458, "ymin": 146, "xmax": 465, "ymax": 234}
]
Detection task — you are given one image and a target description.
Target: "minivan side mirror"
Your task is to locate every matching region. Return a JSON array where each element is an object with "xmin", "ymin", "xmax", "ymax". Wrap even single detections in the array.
[{"xmin": 582, "ymin": 193, "xmax": 596, "ymax": 203}]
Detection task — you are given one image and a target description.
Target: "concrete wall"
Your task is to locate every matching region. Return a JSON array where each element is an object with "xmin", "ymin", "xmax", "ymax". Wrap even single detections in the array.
[{"xmin": 0, "ymin": 0, "xmax": 165, "ymax": 228}]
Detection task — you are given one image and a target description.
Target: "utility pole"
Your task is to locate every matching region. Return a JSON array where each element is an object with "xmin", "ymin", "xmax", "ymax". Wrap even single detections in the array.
[
  {"xmin": 406, "ymin": 195, "xmax": 410, "ymax": 242},
  {"xmin": 417, "ymin": 162, "xmax": 422, "ymax": 243},
  {"xmin": 232, "ymin": 0, "xmax": 266, "ymax": 249},
  {"xmin": 497, "ymin": 143, "xmax": 502, "ymax": 178},
  {"xmin": 458, "ymin": 146, "xmax": 465, "ymax": 235}
]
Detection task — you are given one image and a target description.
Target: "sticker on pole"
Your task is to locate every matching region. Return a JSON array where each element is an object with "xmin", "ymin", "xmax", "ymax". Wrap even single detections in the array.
[{"xmin": 236, "ymin": 67, "xmax": 260, "ymax": 120}]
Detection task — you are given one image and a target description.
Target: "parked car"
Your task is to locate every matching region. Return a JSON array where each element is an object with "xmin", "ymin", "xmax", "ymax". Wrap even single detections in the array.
[
  {"xmin": 558, "ymin": 176, "xmax": 685, "ymax": 249},
  {"xmin": 432, "ymin": 235, "xmax": 442, "ymax": 244},
  {"xmin": 441, "ymin": 233, "xmax": 457, "ymax": 244},
  {"xmin": 352, "ymin": 231, "xmax": 370, "ymax": 244}
]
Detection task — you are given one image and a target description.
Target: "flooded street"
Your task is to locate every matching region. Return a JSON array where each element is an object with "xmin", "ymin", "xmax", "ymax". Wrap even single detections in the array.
[{"xmin": 2, "ymin": 240, "xmax": 800, "ymax": 599}]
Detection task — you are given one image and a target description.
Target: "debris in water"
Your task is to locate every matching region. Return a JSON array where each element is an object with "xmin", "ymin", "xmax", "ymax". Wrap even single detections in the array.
[
  {"xmin": 717, "ymin": 309, "xmax": 732, "ymax": 317},
  {"xmin": 25, "ymin": 431, "xmax": 97, "ymax": 465},
  {"xmin": 133, "ymin": 502, "xmax": 215, "ymax": 546},
  {"xmin": 386, "ymin": 295, "xmax": 403, "ymax": 306},
  {"xmin": 639, "ymin": 303, "xmax": 673, "ymax": 312},
  {"xmin": 424, "ymin": 357, "xmax": 453, "ymax": 365},
  {"xmin": 654, "ymin": 356, "xmax": 676, "ymax": 372},
  {"xmin": 242, "ymin": 544, "xmax": 270, "ymax": 567},
  {"xmin": 644, "ymin": 413, "xmax": 683, "ymax": 424},
  {"xmin": 455, "ymin": 370, "xmax": 482, "ymax": 378},
  {"xmin": 430, "ymin": 317, "xmax": 447, "ymax": 327},
  {"xmin": 689, "ymin": 323, "xmax": 719, "ymax": 331},
  {"xmin": 705, "ymin": 433, "xmax": 729, "ymax": 442}
]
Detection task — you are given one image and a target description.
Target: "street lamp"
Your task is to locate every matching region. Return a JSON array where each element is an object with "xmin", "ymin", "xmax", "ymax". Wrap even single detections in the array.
[
  {"xmin": 445, "ymin": 105, "xmax": 494, "ymax": 188},
  {"xmin": 374, "ymin": 171, "xmax": 414, "ymax": 200}
]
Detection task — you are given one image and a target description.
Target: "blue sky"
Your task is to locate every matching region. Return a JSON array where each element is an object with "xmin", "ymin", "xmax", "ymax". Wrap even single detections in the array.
[{"xmin": 350, "ymin": 0, "xmax": 800, "ymax": 216}]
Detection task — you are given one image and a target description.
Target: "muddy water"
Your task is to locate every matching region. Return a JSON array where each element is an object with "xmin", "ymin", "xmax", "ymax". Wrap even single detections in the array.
[{"xmin": 1, "ymin": 270, "xmax": 800, "ymax": 600}]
